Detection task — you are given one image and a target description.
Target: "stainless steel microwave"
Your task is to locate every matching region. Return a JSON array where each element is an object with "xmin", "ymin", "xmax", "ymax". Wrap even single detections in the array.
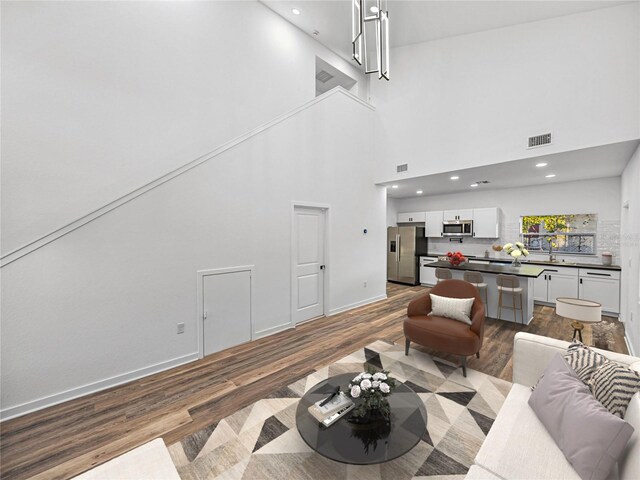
[{"xmin": 442, "ymin": 220, "xmax": 473, "ymax": 236}]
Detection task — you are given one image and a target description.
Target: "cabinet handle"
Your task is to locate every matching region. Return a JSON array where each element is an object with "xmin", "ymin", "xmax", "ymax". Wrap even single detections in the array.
[
  {"xmin": 549, "ymin": 275, "xmax": 552, "ymax": 281},
  {"xmin": 580, "ymin": 278, "xmax": 583, "ymax": 284}
]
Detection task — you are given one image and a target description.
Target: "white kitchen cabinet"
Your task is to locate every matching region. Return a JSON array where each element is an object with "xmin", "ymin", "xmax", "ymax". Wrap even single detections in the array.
[
  {"xmin": 472, "ymin": 207, "xmax": 500, "ymax": 238},
  {"xmin": 420, "ymin": 257, "xmax": 439, "ymax": 286},
  {"xmin": 397, "ymin": 212, "xmax": 426, "ymax": 223},
  {"xmin": 578, "ymin": 269, "xmax": 620, "ymax": 313},
  {"xmin": 533, "ymin": 272, "xmax": 548, "ymax": 302},
  {"xmin": 547, "ymin": 272, "xmax": 579, "ymax": 302},
  {"xmin": 424, "ymin": 211, "xmax": 444, "ymax": 237},
  {"xmin": 534, "ymin": 267, "xmax": 579, "ymax": 304},
  {"xmin": 443, "ymin": 209, "xmax": 473, "ymax": 221}
]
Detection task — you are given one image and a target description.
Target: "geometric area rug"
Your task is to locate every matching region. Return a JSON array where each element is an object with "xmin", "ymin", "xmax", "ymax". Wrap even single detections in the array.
[{"xmin": 167, "ymin": 340, "xmax": 512, "ymax": 479}]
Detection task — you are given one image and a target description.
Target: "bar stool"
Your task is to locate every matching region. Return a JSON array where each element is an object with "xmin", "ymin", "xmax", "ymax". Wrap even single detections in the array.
[
  {"xmin": 464, "ymin": 271, "xmax": 489, "ymax": 317},
  {"xmin": 496, "ymin": 274, "xmax": 524, "ymax": 325},
  {"xmin": 435, "ymin": 268, "xmax": 452, "ymax": 283}
]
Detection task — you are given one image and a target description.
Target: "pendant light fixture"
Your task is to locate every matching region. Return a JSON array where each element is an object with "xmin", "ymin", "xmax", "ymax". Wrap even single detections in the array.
[{"xmin": 352, "ymin": 0, "xmax": 389, "ymax": 80}]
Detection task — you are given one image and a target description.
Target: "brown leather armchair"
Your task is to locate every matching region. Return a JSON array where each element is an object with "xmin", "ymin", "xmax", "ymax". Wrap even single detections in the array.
[{"xmin": 404, "ymin": 279, "xmax": 485, "ymax": 377}]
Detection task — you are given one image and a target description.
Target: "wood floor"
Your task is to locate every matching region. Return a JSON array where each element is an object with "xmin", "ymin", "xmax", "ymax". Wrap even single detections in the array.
[{"xmin": 0, "ymin": 283, "xmax": 627, "ymax": 480}]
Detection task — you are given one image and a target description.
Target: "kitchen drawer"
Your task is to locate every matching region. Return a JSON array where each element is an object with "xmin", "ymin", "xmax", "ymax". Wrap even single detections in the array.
[
  {"xmin": 539, "ymin": 266, "xmax": 579, "ymax": 277},
  {"xmin": 579, "ymin": 268, "xmax": 620, "ymax": 280},
  {"xmin": 420, "ymin": 256, "xmax": 438, "ymax": 265}
]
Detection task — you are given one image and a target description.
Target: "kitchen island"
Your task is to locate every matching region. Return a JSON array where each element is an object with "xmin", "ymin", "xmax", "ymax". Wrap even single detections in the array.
[{"xmin": 426, "ymin": 260, "xmax": 545, "ymax": 325}]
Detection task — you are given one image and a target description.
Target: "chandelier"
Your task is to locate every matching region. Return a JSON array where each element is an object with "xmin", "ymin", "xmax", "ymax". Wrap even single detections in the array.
[{"xmin": 352, "ymin": 0, "xmax": 389, "ymax": 80}]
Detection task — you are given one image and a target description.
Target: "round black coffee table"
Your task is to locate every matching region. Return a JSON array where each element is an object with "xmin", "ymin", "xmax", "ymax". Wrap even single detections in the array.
[{"xmin": 295, "ymin": 373, "xmax": 428, "ymax": 465}]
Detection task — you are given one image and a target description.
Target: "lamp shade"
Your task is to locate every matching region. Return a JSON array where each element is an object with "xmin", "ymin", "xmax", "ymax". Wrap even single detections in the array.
[{"xmin": 555, "ymin": 297, "xmax": 602, "ymax": 324}]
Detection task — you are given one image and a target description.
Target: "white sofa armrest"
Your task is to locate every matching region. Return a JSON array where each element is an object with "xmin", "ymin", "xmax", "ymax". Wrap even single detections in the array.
[{"xmin": 513, "ymin": 332, "xmax": 640, "ymax": 387}]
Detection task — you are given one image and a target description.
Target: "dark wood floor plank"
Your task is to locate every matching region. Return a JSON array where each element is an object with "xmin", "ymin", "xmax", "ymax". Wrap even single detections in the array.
[{"xmin": 0, "ymin": 283, "xmax": 627, "ymax": 480}]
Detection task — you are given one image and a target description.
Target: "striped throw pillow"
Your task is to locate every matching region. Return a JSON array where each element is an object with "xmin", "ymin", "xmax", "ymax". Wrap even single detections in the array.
[
  {"xmin": 563, "ymin": 342, "xmax": 608, "ymax": 385},
  {"xmin": 589, "ymin": 361, "xmax": 640, "ymax": 418},
  {"xmin": 532, "ymin": 341, "xmax": 607, "ymax": 391}
]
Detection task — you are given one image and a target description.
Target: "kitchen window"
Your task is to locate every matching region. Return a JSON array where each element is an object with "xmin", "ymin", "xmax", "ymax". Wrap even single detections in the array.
[{"xmin": 520, "ymin": 214, "xmax": 596, "ymax": 255}]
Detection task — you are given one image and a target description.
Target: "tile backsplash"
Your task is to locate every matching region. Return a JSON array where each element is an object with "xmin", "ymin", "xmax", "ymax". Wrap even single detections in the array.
[{"xmin": 427, "ymin": 219, "xmax": 620, "ymax": 266}]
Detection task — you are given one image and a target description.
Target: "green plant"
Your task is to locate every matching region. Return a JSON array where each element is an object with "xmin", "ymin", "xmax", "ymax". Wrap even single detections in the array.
[{"xmin": 521, "ymin": 215, "xmax": 574, "ymax": 234}]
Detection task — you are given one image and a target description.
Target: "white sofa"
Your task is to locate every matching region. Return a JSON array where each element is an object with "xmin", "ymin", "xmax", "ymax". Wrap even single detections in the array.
[{"xmin": 467, "ymin": 332, "xmax": 640, "ymax": 480}]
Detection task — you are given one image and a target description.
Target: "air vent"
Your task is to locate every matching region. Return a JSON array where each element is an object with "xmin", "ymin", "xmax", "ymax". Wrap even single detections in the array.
[
  {"xmin": 315, "ymin": 70, "xmax": 334, "ymax": 83},
  {"xmin": 528, "ymin": 133, "xmax": 552, "ymax": 148},
  {"xmin": 396, "ymin": 163, "xmax": 408, "ymax": 173}
]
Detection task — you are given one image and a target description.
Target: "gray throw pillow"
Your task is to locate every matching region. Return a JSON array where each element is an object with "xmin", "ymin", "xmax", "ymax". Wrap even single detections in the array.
[
  {"xmin": 589, "ymin": 361, "xmax": 640, "ymax": 418},
  {"xmin": 529, "ymin": 353, "xmax": 634, "ymax": 480}
]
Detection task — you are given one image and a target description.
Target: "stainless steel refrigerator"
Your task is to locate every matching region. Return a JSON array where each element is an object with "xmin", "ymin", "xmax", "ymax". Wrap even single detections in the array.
[{"xmin": 387, "ymin": 226, "xmax": 428, "ymax": 285}]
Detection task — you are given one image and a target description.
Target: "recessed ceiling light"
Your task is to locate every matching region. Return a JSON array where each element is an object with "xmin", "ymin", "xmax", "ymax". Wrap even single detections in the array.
[
  {"xmin": 416, "ymin": 190, "xmax": 423, "ymax": 195},
  {"xmin": 391, "ymin": 185, "xmax": 399, "ymax": 189},
  {"xmin": 536, "ymin": 162, "xmax": 548, "ymax": 167},
  {"xmin": 470, "ymin": 183, "xmax": 479, "ymax": 187},
  {"xmin": 370, "ymin": 6, "xmax": 379, "ymax": 13},
  {"xmin": 450, "ymin": 176, "xmax": 459, "ymax": 180},
  {"xmin": 291, "ymin": 8, "xmax": 301, "ymax": 15},
  {"xmin": 545, "ymin": 174, "xmax": 556, "ymax": 178}
]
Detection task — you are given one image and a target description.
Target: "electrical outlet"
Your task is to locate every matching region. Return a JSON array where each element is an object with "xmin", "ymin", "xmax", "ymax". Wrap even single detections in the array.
[
  {"xmin": 177, "ymin": 322, "xmax": 185, "ymax": 334},
  {"xmin": 363, "ymin": 281, "xmax": 367, "ymax": 288}
]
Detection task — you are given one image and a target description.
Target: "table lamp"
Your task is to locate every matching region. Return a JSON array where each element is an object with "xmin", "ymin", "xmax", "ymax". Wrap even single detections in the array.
[{"xmin": 555, "ymin": 297, "xmax": 602, "ymax": 343}]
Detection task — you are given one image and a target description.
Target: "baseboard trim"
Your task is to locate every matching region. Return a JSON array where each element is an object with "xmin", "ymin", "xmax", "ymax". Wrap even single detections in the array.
[
  {"xmin": 328, "ymin": 294, "xmax": 388, "ymax": 316},
  {"xmin": 253, "ymin": 322, "xmax": 294, "ymax": 340},
  {"xmin": 0, "ymin": 352, "xmax": 199, "ymax": 422},
  {"xmin": 1, "ymin": 294, "xmax": 388, "ymax": 421},
  {"xmin": 625, "ymin": 331, "xmax": 636, "ymax": 356}
]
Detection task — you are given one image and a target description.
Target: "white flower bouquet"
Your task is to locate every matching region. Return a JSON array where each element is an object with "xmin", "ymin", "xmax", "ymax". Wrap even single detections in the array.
[
  {"xmin": 503, "ymin": 242, "xmax": 529, "ymax": 265},
  {"xmin": 345, "ymin": 368, "xmax": 397, "ymax": 421}
]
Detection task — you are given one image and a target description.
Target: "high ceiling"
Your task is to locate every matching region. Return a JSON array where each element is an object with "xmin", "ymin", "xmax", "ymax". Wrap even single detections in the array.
[
  {"xmin": 261, "ymin": 0, "xmax": 633, "ymax": 61},
  {"xmin": 383, "ymin": 140, "xmax": 639, "ymax": 198}
]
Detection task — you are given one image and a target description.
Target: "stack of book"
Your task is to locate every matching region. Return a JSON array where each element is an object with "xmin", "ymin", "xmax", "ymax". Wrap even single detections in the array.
[{"xmin": 308, "ymin": 392, "xmax": 354, "ymax": 427}]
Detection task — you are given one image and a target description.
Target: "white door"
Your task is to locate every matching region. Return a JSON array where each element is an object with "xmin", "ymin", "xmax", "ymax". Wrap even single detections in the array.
[
  {"xmin": 473, "ymin": 208, "xmax": 499, "ymax": 238},
  {"xmin": 203, "ymin": 270, "xmax": 251, "ymax": 356},
  {"xmin": 533, "ymin": 272, "xmax": 549, "ymax": 302},
  {"xmin": 397, "ymin": 212, "xmax": 426, "ymax": 223},
  {"xmin": 293, "ymin": 207, "xmax": 326, "ymax": 324},
  {"xmin": 443, "ymin": 209, "xmax": 473, "ymax": 221},
  {"xmin": 579, "ymin": 277, "xmax": 620, "ymax": 313},
  {"xmin": 425, "ymin": 211, "xmax": 444, "ymax": 237},
  {"xmin": 548, "ymin": 273, "xmax": 579, "ymax": 303}
]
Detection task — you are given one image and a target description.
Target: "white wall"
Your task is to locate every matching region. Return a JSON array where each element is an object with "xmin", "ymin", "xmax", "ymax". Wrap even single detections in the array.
[
  {"xmin": 0, "ymin": 91, "xmax": 387, "ymax": 419},
  {"xmin": 372, "ymin": 4, "xmax": 640, "ymax": 183},
  {"xmin": 621, "ymin": 146, "xmax": 640, "ymax": 355},
  {"xmin": 0, "ymin": 1, "xmax": 368, "ymax": 255},
  {"xmin": 394, "ymin": 177, "xmax": 621, "ymax": 264}
]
